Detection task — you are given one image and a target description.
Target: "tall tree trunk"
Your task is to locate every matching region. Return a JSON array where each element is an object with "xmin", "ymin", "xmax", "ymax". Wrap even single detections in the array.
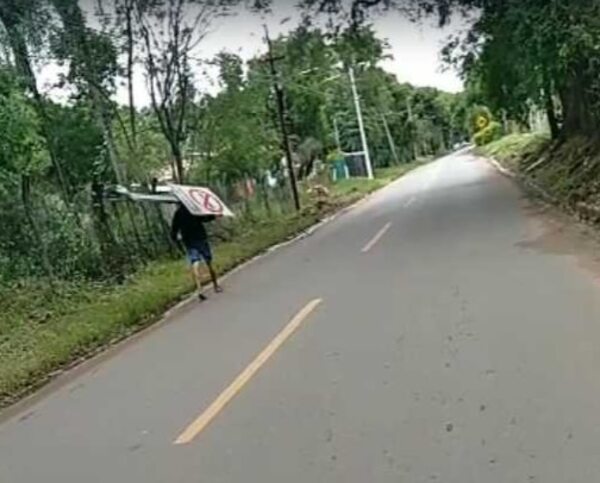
[
  {"xmin": 542, "ymin": 72, "xmax": 560, "ymax": 140},
  {"xmin": 559, "ymin": 67, "xmax": 594, "ymax": 138},
  {"xmin": 97, "ymin": 97, "xmax": 126, "ymax": 184},
  {"xmin": 170, "ymin": 138, "xmax": 185, "ymax": 183},
  {"xmin": 50, "ymin": 0, "xmax": 127, "ymax": 185},
  {"xmin": 124, "ymin": 0, "xmax": 137, "ymax": 148},
  {"xmin": 545, "ymin": 93, "xmax": 560, "ymax": 140}
]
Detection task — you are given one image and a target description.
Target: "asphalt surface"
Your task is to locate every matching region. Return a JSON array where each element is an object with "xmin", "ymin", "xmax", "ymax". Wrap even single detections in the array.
[{"xmin": 2, "ymin": 151, "xmax": 600, "ymax": 482}]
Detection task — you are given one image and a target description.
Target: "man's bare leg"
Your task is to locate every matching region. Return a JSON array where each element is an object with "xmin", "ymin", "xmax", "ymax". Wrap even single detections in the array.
[
  {"xmin": 191, "ymin": 261, "xmax": 207, "ymax": 300},
  {"xmin": 206, "ymin": 262, "xmax": 222, "ymax": 292}
]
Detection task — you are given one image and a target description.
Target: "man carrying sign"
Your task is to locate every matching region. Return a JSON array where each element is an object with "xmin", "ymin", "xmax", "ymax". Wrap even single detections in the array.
[{"xmin": 171, "ymin": 204, "xmax": 223, "ymax": 301}]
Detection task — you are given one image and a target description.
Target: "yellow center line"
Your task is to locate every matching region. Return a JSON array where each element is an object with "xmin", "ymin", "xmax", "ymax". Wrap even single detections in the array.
[
  {"xmin": 173, "ymin": 298, "xmax": 323, "ymax": 445},
  {"xmin": 361, "ymin": 222, "xmax": 392, "ymax": 253}
]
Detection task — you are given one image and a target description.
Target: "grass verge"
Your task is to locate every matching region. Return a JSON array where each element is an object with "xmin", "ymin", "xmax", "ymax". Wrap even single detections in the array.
[
  {"xmin": 0, "ymin": 162, "xmax": 422, "ymax": 408},
  {"xmin": 477, "ymin": 132, "xmax": 550, "ymax": 172}
]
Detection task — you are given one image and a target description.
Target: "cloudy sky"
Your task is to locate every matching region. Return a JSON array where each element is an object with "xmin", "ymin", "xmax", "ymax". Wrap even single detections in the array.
[{"xmin": 39, "ymin": 2, "xmax": 466, "ymax": 105}]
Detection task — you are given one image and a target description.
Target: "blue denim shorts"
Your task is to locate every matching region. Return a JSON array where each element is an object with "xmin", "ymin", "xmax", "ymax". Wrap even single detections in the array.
[{"xmin": 186, "ymin": 240, "xmax": 213, "ymax": 265}]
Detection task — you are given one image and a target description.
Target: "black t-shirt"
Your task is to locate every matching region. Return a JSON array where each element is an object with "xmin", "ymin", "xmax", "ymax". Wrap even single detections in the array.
[{"xmin": 170, "ymin": 205, "xmax": 216, "ymax": 247}]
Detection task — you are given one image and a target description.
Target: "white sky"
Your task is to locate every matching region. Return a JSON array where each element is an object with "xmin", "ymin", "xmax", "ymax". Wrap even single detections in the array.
[{"xmin": 38, "ymin": 3, "xmax": 465, "ymax": 106}]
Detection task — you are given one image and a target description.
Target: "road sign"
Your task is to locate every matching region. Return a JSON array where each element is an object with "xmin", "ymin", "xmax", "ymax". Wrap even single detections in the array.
[{"xmin": 169, "ymin": 184, "xmax": 234, "ymax": 217}]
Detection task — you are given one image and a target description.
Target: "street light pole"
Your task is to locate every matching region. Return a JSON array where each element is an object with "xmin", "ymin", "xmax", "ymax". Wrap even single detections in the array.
[
  {"xmin": 264, "ymin": 25, "xmax": 301, "ymax": 211},
  {"xmin": 348, "ymin": 66, "xmax": 374, "ymax": 179}
]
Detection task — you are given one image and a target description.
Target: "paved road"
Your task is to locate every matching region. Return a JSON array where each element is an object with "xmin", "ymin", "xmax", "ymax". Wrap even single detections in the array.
[{"xmin": 2, "ymin": 151, "xmax": 600, "ymax": 482}]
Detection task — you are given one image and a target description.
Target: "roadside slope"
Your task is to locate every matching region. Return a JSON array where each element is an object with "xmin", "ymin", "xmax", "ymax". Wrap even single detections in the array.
[
  {"xmin": 0, "ymin": 163, "xmax": 420, "ymax": 409},
  {"xmin": 479, "ymin": 133, "xmax": 600, "ymax": 223}
]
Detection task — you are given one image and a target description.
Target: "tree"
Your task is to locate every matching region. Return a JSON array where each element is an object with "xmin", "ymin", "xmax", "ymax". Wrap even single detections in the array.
[
  {"xmin": 50, "ymin": 0, "xmax": 125, "ymax": 183},
  {"xmin": 45, "ymin": 100, "xmax": 104, "ymax": 189},
  {"xmin": 133, "ymin": 0, "xmax": 223, "ymax": 183},
  {"xmin": 0, "ymin": 5, "xmax": 470, "ymax": 285},
  {"xmin": 0, "ymin": 68, "xmax": 54, "ymax": 279},
  {"xmin": 0, "ymin": 0, "xmax": 71, "ymax": 199},
  {"xmin": 114, "ymin": 110, "xmax": 172, "ymax": 182},
  {"xmin": 188, "ymin": 51, "xmax": 279, "ymax": 186},
  {"xmin": 434, "ymin": 0, "xmax": 600, "ymax": 139},
  {"xmin": 301, "ymin": 0, "xmax": 600, "ymax": 141},
  {"xmin": 0, "ymin": 69, "xmax": 47, "ymax": 179},
  {"xmin": 114, "ymin": 0, "xmax": 139, "ymax": 148}
]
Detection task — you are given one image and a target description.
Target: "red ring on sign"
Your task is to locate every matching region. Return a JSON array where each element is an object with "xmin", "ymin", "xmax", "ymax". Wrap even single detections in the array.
[{"xmin": 189, "ymin": 188, "xmax": 224, "ymax": 215}]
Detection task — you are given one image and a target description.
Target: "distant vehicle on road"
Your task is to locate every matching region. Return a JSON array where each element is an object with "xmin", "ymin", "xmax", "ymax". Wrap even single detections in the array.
[{"xmin": 453, "ymin": 141, "xmax": 470, "ymax": 150}]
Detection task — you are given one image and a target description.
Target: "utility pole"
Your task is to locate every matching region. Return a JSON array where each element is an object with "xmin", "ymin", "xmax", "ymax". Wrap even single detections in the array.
[
  {"xmin": 348, "ymin": 66, "xmax": 374, "ymax": 179},
  {"xmin": 264, "ymin": 25, "xmax": 300, "ymax": 211},
  {"xmin": 380, "ymin": 111, "xmax": 400, "ymax": 165}
]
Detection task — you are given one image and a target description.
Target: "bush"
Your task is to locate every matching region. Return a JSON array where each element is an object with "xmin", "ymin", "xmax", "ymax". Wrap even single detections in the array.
[{"xmin": 473, "ymin": 121, "xmax": 503, "ymax": 146}]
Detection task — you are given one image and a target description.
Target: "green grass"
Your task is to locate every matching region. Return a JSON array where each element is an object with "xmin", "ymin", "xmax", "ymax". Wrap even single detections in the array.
[
  {"xmin": 0, "ymin": 162, "xmax": 421, "ymax": 408},
  {"xmin": 331, "ymin": 177, "xmax": 385, "ymax": 197},
  {"xmin": 376, "ymin": 162, "xmax": 424, "ymax": 181},
  {"xmin": 477, "ymin": 133, "xmax": 551, "ymax": 171},
  {"xmin": 331, "ymin": 161, "xmax": 423, "ymax": 198},
  {"xmin": 0, "ymin": 211, "xmax": 320, "ymax": 407}
]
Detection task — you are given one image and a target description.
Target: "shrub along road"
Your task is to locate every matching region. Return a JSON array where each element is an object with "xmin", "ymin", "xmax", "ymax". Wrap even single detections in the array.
[{"xmin": 2, "ymin": 151, "xmax": 600, "ymax": 482}]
